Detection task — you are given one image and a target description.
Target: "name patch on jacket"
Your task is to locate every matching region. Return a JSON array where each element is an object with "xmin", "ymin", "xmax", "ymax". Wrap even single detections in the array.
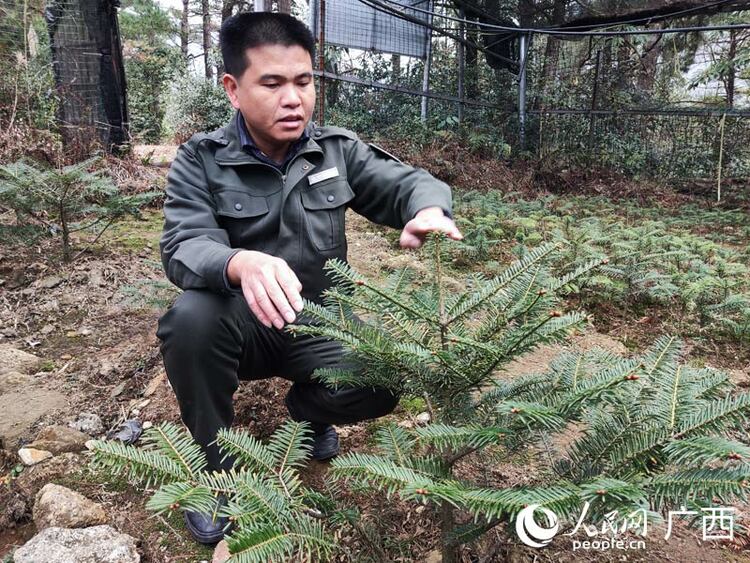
[{"xmin": 308, "ymin": 167, "xmax": 339, "ymax": 185}]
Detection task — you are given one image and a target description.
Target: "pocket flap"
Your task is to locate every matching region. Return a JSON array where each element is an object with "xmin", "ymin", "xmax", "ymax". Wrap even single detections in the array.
[
  {"xmin": 214, "ymin": 190, "xmax": 269, "ymax": 218},
  {"xmin": 301, "ymin": 180, "xmax": 355, "ymax": 210}
]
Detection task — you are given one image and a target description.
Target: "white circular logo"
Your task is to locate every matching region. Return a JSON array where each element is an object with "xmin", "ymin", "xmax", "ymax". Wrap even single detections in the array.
[{"xmin": 515, "ymin": 504, "xmax": 560, "ymax": 548}]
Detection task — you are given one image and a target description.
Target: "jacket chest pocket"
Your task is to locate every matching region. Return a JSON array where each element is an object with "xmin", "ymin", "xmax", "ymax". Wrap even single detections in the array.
[
  {"xmin": 213, "ymin": 190, "xmax": 273, "ymax": 249},
  {"xmin": 301, "ymin": 179, "xmax": 355, "ymax": 251}
]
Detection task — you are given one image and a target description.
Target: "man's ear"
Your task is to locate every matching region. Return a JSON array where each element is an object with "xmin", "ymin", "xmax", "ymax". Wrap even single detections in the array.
[{"xmin": 222, "ymin": 73, "xmax": 241, "ymax": 110}]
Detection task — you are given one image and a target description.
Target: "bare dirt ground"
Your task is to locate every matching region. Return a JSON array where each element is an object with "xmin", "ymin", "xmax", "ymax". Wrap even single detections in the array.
[{"xmin": 0, "ymin": 149, "xmax": 748, "ymax": 562}]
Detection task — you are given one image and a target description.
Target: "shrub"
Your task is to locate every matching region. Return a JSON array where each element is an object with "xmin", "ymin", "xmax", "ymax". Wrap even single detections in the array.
[
  {"xmin": 162, "ymin": 75, "xmax": 234, "ymax": 143},
  {"xmin": 0, "ymin": 157, "xmax": 159, "ymax": 261},
  {"xmin": 91, "ymin": 421, "xmax": 337, "ymax": 562}
]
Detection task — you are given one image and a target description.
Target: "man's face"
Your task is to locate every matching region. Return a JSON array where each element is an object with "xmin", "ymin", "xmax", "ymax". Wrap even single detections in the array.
[{"xmin": 223, "ymin": 44, "xmax": 316, "ymax": 151}]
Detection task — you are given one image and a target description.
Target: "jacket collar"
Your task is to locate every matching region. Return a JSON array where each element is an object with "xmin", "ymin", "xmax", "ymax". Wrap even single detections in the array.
[{"xmin": 214, "ymin": 111, "xmax": 323, "ymax": 166}]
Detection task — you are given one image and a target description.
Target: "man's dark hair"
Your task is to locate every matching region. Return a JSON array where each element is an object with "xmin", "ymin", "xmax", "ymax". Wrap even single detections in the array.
[{"xmin": 220, "ymin": 12, "xmax": 316, "ymax": 77}]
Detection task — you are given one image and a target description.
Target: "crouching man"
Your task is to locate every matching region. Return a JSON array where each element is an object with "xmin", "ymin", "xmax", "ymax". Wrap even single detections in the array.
[{"xmin": 156, "ymin": 11, "xmax": 462, "ymax": 544}]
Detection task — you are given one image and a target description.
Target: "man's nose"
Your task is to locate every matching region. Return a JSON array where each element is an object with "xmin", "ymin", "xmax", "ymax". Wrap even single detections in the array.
[{"xmin": 281, "ymin": 84, "xmax": 302, "ymax": 107}]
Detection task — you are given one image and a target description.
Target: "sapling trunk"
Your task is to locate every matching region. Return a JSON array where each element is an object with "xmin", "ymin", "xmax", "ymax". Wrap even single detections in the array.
[
  {"xmin": 441, "ymin": 502, "xmax": 457, "ymax": 563},
  {"xmin": 60, "ymin": 202, "xmax": 70, "ymax": 261}
]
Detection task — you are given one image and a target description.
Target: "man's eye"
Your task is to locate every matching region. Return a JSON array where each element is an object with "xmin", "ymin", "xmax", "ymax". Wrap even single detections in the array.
[{"xmin": 264, "ymin": 83, "xmax": 280, "ymax": 89}]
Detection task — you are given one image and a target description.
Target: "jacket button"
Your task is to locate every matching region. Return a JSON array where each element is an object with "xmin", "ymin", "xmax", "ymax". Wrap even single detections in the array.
[
  {"xmin": 314, "ymin": 131, "xmax": 322, "ymax": 137},
  {"xmin": 326, "ymin": 194, "xmax": 335, "ymax": 202},
  {"xmin": 234, "ymin": 203, "xmax": 243, "ymax": 211},
  {"xmin": 302, "ymin": 164, "xmax": 309, "ymax": 170}
]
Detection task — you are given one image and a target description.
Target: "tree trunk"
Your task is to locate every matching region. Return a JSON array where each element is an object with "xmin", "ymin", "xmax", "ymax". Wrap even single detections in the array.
[
  {"xmin": 181, "ymin": 0, "xmax": 189, "ymax": 63},
  {"xmin": 537, "ymin": 0, "xmax": 567, "ymax": 109},
  {"xmin": 465, "ymin": 20, "xmax": 478, "ymax": 100},
  {"xmin": 47, "ymin": 0, "xmax": 128, "ymax": 155},
  {"xmin": 202, "ymin": 0, "xmax": 212, "ymax": 81},
  {"xmin": 278, "ymin": 0, "xmax": 291, "ymax": 13},
  {"xmin": 441, "ymin": 503, "xmax": 457, "ymax": 563},
  {"xmin": 636, "ymin": 35, "xmax": 663, "ymax": 92},
  {"xmin": 392, "ymin": 54, "xmax": 401, "ymax": 82},
  {"xmin": 518, "ymin": 0, "xmax": 535, "ymax": 27}
]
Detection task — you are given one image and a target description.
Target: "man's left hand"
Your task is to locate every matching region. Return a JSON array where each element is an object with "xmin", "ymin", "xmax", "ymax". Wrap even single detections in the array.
[{"xmin": 400, "ymin": 206, "xmax": 463, "ymax": 249}]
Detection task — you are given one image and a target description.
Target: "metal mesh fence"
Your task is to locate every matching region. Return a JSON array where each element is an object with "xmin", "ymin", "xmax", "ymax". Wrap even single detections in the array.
[
  {"xmin": 0, "ymin": 0, "xmax": 127, "ymax": 156},
  {"xmin": 310, "ymin": 0, "xmax": 433, "ymax": 58},
  {"xmin": 1, "ymin": 0, "xmax": 748, "ymax": 180},
  {"xmin": 317, "ymin": 2, "xmax": 750, "ymax": 181}
]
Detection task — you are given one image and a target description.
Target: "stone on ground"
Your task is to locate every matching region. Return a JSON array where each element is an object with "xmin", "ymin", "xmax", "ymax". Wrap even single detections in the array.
[
  {"xmin": 0, "ymin": 345, "xmax": 41, "ymax": 375},
  {"xmin": 18, "ymin": 447, "xmax": 53, "ymax": 466},
  {"xmin": 26, "ymin": 425, "xmax": 90, "ymax": 454},
  {"xmin": 0, "ymin": 371, "xmax": 31, "ymax": 394},
  {"xmin": 13, "ymin": 525, "xmax": 140, "ymax": 563},
  {"xmin": 33, "ymin": 483, "xmax": 107, "ymax": 529},
  {"xmin": 69, "ymin": 412, "xmax": 104, "ymax": 435},
  {"xmin": 212, "ymin": 540, "xmax": 230, "ymax": 563},
  {"xmin": 0, "ymin": 346, "xmax": 67, "ymax": 449}
]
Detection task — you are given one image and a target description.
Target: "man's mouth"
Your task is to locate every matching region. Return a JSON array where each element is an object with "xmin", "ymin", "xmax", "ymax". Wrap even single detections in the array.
[{"xmin": 279, "ymin": 116, "xmax": 304, "ymax": 124}]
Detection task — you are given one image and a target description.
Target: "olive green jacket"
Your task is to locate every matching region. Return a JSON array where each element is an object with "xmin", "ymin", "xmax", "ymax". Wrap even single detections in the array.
[{"xmin": 160, "ymin": 114, "xmax": 453, "ymax": 303}]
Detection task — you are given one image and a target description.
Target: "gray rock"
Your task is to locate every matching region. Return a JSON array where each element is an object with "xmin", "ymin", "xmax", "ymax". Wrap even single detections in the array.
[
  {"xmin": 18, "ymin": 448, "xmax": 53, "ymax": 466},
  {"xmin": 416, "ymin": 412, "xmax": 431, "ymax": 424},
  {"xmin": 69, "ymin": 413, "xmax": 104, "ymax": 435},
  {"xmin": 212, "ymin": 540, "xmax": 230, "ymax": 563},
  {"xmin": 0, "ymin": 371, "xmax": 32, "ymax": 394},
  {"xmin": 0, "ymin": 388, "xmax": 68, "ymax": 449},
  {"xmin": 26, "ymin": 425, "xmax": 90, "ymax": 454},
  {"xmin": 13, "ymin": 525, "xmax": 140, "ymax": 563},
  {"xmin": 33, "ymin": 483, "xmax": 107, "ymax": 529},
  {"xmin": 0, "ymin": 345, "xmax": 41, "ymax": 376}
]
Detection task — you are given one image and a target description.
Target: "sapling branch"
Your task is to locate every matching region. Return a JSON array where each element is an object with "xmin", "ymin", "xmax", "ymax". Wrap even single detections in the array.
[{"xmin": 445, "ymin": 445, "xmax": 481, "ymax": 467}]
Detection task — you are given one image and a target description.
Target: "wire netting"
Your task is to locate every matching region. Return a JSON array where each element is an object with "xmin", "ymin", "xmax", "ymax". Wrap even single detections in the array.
[
  {"xmin": 310, "ymin": 0, "xmax": 433, "ymax": 58},
  {"xmin": 0, "ymin": 0, "xmax": 127, "ymax": 156},
  {"xmin": 318, "ymin": 1, "xmax": 750, "ymax": 180},
  {"xmin": 2, "ymin": 0, "xmax": 748, "ymax": 180}
]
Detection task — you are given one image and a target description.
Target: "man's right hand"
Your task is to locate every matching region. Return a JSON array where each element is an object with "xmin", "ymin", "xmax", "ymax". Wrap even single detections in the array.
[{"xmin": 227, "ymin": 250, "xmax": 304, "ymax": 329}]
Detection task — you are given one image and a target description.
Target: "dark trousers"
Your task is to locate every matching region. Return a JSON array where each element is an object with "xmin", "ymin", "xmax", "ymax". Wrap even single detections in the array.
[{"xmin": 156, "ymin": 289, "xmax": 399, "ymax": 470}]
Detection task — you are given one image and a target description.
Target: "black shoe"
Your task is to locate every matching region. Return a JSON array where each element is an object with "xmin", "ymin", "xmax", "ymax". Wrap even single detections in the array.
[
  {"xmin": 311, "ymin": 424, "xmax": 340, "ymax": 461},
  {"xmin": 183, "ymin": 496, "xmax": 230, "ymax": 545}
]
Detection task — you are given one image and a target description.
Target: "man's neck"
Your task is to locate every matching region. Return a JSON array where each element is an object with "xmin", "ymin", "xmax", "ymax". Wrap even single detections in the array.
[{"xmin": 242, "ymin": 117, "xmax": 291, "ymax": 164}]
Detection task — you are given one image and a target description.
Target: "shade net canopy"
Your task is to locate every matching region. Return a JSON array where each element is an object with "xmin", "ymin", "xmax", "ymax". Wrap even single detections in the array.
[{"xmin": 309, "ymin": 0, "xmax": 432, "ymax": 59}]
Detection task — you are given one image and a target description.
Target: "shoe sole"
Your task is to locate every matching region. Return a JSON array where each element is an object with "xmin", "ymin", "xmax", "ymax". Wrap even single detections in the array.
[{"xmin": 183, "ymin": 512, "xmax": 228, "ymax": 545}]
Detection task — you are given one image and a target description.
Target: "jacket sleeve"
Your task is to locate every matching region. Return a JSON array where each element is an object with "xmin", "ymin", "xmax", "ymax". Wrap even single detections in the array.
[
  {"xmin": 343, "ymin": 137, "xmax": 453, "ymax": 229},
  {"xmin": 159, "ymin": 144, "xmax": 240, "ymax": 292}
]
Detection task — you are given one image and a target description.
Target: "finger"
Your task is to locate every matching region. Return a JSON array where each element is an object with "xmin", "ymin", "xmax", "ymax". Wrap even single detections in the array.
[
  {"xmin": 417, "ymin": 217, "xmax": 464, "ymax": 241},
  {"xmin": 404, "ymin": 217, "xmax": 432, "ymax": 236},
  {"xmin": 275, "ymin": 265, "xmax": 304, "ymax": 312},
  {"xmin": 399, "ymin": 229, "xmax": 425, "ymax": 249},
  {"xmin": 251, "ymin": 280, "xmax": 285, "ymax": 329},
  {"xmin": 445, "ymin": 221, "xmax": 464, "ymax": 240},
  {"xmin": 260, "ymin": 269, "xmax": 297, "ymax": 325},
  {"xmin": 242, "ymin": 283, "xmax": 273, "ymax": 328},
  {"xmin": 400, "ymin": 214, "xmax": 464, "ymax": 248}
]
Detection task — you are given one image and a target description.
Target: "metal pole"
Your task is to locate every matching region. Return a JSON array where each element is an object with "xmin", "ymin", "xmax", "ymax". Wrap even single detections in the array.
[
  {"xmin": 518, "ymin": 32, "xmax": 528, "ymax": 150},
  {"xmin": 420, "ymin": 1, "xmax": 434, "ymax": 123},
  {"xmin": 318, "ymin": 0, "xmax": 326, "ymax": 125},
  {"xmin": 253, "ymin": 0, "xmax": 266, "ymax": 11},
  {"xmin": 457, "ymin": 6, "xmax": 465, "ymax": 124}
]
